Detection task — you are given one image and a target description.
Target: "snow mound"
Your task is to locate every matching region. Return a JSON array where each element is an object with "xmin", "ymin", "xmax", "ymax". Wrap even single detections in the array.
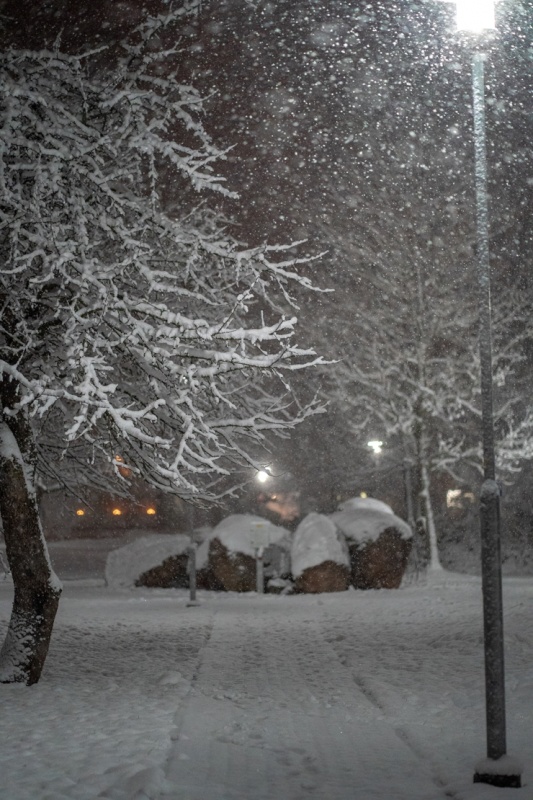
[
  {"xmin": 338, "ymin": 497, "xmax": 394, "ymax": 515},
  {"xmin": 105, "ymin": 532, "xmax": 211, "ymax": 589},
  {"xmin": 331, "ymin": 508, "xmax": 412, "ymax": 545},
  {"xmin": 291, "ymin": 513, "xmax": 349, "ymax": 579},
  {"xmin": 212, "ymin": 514, "xmax": 289, "ymax": 558}
]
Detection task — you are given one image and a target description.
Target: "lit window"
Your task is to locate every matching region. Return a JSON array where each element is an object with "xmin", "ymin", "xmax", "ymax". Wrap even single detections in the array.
[
  {"xmin": 76, "ymin": 509, "xmax": 85, "ymax": 516},
  {"xmin": 112, "ymin": 508, "xmax": 122, "ymax": 516},
  {"xmin": 146, "ymin": 507, "xmax": 156, "ymax": 515},
  {"xmin": 114, "ymin": 455, "xmax": 131, "ymax": 478},
  {"xmin": 447, "ymin": 489, "xmax": 463, "ymax": 509}
]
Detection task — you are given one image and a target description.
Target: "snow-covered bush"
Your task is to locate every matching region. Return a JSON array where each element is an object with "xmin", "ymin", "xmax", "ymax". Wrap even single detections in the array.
[
  {"xmin": 291, "ymin": 513, "xmax": 349, "ymax": 579},
  {"xmin": 210, "ymin": 514, "xmax": 290, "ymax": 591},
  {"xmin": 212, "ymin": 514, "xmax": 289, "ymax": 559},
  {"xmin": 106, "ymin": 534, "xmax": 194, "ymax": 589},
  {"xmin": 331, "ymin": 501, "xmax": 412, "ymax": 546},
  {"xmin": 331, "ymin": 498, "xmax": 412, "ymax": 590},
  {"xmin": 337, "ymin": 497, "xmax": 394, "ymax": 516}
]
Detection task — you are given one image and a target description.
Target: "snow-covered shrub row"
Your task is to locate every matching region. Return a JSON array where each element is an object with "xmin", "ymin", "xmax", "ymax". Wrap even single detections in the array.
[{"xmin": 105, "ymin": 500, "xmax": 413, "ymax": 591}]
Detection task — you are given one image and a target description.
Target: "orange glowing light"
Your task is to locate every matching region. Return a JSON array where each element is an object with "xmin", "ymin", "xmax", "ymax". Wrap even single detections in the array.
[
  {"xmin": 114, "ymin": 454, "xmax": 131, "ymax": 477},
  {"xmin": 112, "ymin": 508, "xmax": 122, "ymax": 516},
  {"xmin": 146, "ymin": 507, "xmax": 156, "ymax": 515},
  {"xmin": 76, "ymin": 509, "xmax": 85, "ymax": 516}
]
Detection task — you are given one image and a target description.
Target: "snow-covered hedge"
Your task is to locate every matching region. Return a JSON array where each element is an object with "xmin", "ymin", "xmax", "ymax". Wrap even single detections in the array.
[
  {"xmin": 105, "ymin": 532, "xmax": 212, "ymax": 589},
  {"xmin": 330, "ymin": 498, "xmax": 412, "ymax": 545},
  {"xmin": 337, "ymin": 497, "xmax": 394, "ymax": 515},
  {"xmin": 291, "ymin": 513, "xmax": 349, "ymax": 579},
  {"xmin": 212, "ymin": 514, "xmax": 289, "ymax": 557}
]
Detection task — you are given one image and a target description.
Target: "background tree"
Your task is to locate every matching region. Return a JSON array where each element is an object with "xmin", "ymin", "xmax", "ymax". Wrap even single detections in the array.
[
  {"xmin": 0, "ymin": 3, "xmax": 324, "ymax": 684},
  {"xmin": 321, "ymin": 259, "xmax": 533, "ymax": 570}
]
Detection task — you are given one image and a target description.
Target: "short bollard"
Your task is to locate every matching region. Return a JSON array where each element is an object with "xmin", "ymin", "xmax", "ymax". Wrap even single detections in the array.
[
  {"xmin": 255, "ymin": 547, "xmax": 264, "ymax": 594},
  {"xmin": 187, "ymin": 543, "xmax": 200, "ymax": 607}
]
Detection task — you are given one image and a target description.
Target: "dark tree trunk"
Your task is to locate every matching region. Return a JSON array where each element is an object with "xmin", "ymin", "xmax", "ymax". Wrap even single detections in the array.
[{"xmin": 0, "ymin": 406, "xmax": 61, "ymax": 685}]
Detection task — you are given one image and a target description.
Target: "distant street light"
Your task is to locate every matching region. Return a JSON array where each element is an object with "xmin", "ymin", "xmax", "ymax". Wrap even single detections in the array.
[
  {"xmin": 367, "ymin": 440, "xmax": 383, "ymax": 455},
  {"xmin": 451, "ymin": 0, "xmax": 522, "ymax": 787},
  {"xmin": 256, "ymin": 469, "xmax": 271, "ymax": 483}
]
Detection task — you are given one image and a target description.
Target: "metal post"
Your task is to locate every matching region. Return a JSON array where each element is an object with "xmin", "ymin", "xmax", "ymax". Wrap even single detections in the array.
[
  {"xmin": 188, "ymin": 543, "xmax": 197, "ymax": 603},
  {"xmin": 255, "ymin": 547, "xmax": 264, "ymax": 594},
  {"xmin": 470, "ymin": 50, "xmax": 512, "ymax": 782},
  {"xmin": 186, "ymin": 503, "xmax": 200, "ymax": 607}
]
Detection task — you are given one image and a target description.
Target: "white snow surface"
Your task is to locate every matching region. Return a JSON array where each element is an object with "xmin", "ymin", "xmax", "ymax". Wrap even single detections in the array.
[
  {"xmin": 212, "ymin": 513, "xmax": 289, "ymax": 557},
  {"xmin": 331, "ymin": 506, "xmax": 413, "ymax": 544},
  {"xmin": 2, "ymin": 572, "xmax": 533, "ymax": 798},
  {"xmin": 338, "ymin": 496, "xmax": 394, "ymax": 515},
  {"xmin": 1, "ymin": 572, "xmax": 532, "ymax": 799},
  {"xmin": 291, "ymin": 512, "xmax": 349, "ymax": 578},
  {"xmin": 105, "ymin": 533, "xmax": 210, "ymax": 589}
]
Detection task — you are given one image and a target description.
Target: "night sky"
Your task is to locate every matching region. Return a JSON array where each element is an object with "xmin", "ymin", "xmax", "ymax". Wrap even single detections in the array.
[{"xmin": 3, "ymin": 0, "xmax": 532, "ymax": 507}]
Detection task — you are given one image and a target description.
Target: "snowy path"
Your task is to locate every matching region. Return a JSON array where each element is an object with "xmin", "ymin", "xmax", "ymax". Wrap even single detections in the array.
[
  {"xmin": 162, "ymin": 597, "xmax": 456, "ymax": 800},
  {"xmin": 1, "ymin": 575, "xmax": 532, "ymax": 800}
]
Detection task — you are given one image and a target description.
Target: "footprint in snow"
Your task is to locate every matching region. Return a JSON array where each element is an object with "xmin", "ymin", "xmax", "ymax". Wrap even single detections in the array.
[{"xmin": 158, "ymin": 671, "xmax": 189, "ymax": 687}]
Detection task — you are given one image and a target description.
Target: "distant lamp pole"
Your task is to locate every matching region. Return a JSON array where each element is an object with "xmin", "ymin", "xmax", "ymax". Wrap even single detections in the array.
[{"xmin": 453, "ymin": 0, "xmax": 522, "ymax": 787}]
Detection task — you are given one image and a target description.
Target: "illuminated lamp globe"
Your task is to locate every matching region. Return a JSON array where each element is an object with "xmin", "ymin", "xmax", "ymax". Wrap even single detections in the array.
[
  {"xmin": 112, "ymin": 508, "xmax": 122, "ymax": 516},
  {"xmin": 455, "ymin": 0, "xmax": 496, "ymax": 33}
]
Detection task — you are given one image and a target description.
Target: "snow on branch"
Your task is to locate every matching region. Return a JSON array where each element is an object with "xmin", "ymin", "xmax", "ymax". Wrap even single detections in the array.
[{"xmin": 0, "ymin": 6, "xmax": 325, "ymax": 500}]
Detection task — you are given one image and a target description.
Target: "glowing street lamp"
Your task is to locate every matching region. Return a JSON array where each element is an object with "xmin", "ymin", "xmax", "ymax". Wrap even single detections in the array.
[
  {"xmin": 256, "ymin": 469, "xmax": 271, "ymax": 484},
  {"xmin": 455, "ymin": 0, "xmax": 495, "ymax": 33},
  {"xmin": 367, "ymin": 440, "xmax": 383, "ymax": 455},
  {"xmin": 450, "ymin": 0, "xmax": 521, "ymax": 787}
]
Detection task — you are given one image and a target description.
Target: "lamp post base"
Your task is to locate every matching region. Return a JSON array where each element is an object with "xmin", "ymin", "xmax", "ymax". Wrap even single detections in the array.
[
  {"xmin": 473, "ymin": 773, "xmax": 521, "ymax": 788},
  {"xmin": 473, "ymin": 755, "xmax": 523, "ymax": 788}
]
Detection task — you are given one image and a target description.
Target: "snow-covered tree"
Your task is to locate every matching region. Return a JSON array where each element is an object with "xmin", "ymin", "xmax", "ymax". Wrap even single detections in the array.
[
  {"xmin": 323, "ymin": 256, "xmax": 533, "ymax": 572},
  {"xmin": 0, "ymin": 4, "xmax": 324, "ymax": 684}
]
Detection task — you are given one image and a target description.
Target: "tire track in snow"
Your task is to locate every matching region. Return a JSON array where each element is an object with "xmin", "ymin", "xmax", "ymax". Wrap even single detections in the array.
[{"xmin": 352, "ymin": 674, "xmax": 465, "ymax": 799}]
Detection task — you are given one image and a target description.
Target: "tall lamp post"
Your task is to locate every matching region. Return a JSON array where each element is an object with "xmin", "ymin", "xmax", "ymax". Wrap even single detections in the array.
[{"xmin": 452, "ymin": 0, "xmax": 521, "ymax": 787}]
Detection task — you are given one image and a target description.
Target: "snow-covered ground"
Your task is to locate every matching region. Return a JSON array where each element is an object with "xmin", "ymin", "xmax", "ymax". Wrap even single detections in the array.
[{"xmin": 1, "ymin": 572, "xmax": 532, "ymax": 800}]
